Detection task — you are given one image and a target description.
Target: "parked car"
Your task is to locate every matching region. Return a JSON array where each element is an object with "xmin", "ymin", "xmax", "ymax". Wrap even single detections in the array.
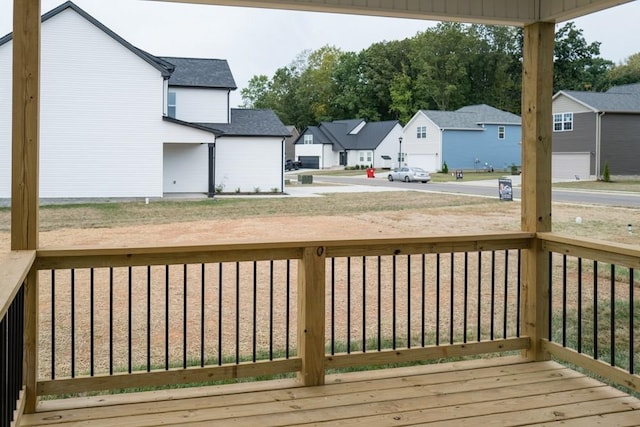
[
  {"xmin": 285, "ymin": 159, "xmax": 302, "ymax": 171},
  {"xmin": 387, "ymin": 167, "xmax": 431, "ymax": 183}
]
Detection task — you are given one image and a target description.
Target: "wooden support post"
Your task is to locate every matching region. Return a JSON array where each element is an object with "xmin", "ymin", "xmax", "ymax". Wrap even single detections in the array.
[
  {"xmin": 297, "ymin": 246, "xmax": 326, "ymax": 386},
  {"xmin": 521, "ymin": 22, "xmax": 554, "ymax": 362},
  {"xmin": 12, "ymin": 0, "xmax": 41, "ymax": 412}
]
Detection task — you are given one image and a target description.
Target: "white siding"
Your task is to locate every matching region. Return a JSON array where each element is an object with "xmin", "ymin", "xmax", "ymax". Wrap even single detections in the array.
[
  {"xmin": 0, "ymin": 38, "xmax": 10, "ymax": 196},
  {"xmin": 215, "ymin": 137, "xmax": 282, "ymax": 193},
  {"xmin": 402, "ymin": 112, "xmax": 442, "ymax": 169},
  {"xmin": 295, "ymin": 143, "xmax": 323, "ymax": 164},
  {"xmin": 374, "ymin": 124, "xmax": 403, "ymax": 169},
  {"xmin": 161, "ymin": 120, "xmax": 214, "ymax": 143},
  {"xmin": 323, "ymin": 145, "xmax": 339, "ymax": 168},
  {"xmin": 171, "ymin": 87, "xmax": 229, "ymax": 123},
  {"xmin": 163, "ymin": 143, "xmax": 209, "ymax": 193},
  {"xmin": 553, "ymin": 94, "xmax": 593, "ymax": 114},
  {"xmin": 1, "ymin": 8, "xmax": 167, "ymax": 198}
]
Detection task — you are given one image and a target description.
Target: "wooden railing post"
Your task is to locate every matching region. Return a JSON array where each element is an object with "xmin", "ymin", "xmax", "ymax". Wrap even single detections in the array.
[
  {"xmin": 12, "ymin": 0, "xmax": 42, "ymax": 413},
  {"xmin": 297, "ymin": 246, "xmax": 326, "ymax": 386},
  {"xmin": 521, "ymin": 21, "xmax": 554, "ymax": 362}
]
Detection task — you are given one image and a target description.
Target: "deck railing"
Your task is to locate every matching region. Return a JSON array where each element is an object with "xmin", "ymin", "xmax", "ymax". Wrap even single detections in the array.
[
  {"xmin": 540, "ymin": 232, "xmax": 640, "ymax": 392},
  {"xmin": 0, "ymin": 251, "xmax": 35, "ymax": 427},
  {"xmin": 4, "ymin": 231, "xmax": 640, "ymax": 419}
]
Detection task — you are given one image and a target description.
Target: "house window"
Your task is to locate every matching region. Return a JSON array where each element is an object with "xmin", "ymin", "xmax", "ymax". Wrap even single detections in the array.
[
  {"xmin": 304, "ymin": 134, "xmax": 313, "ymax": 144},
  {"xmin": 167, "ymin": 91, "xmax": 176, "ymax": 118},
  {"xmin": 360, "ymin": 151, "xmax": 372, "ymax": 163},
  {"xmin": 416, "ymin": 126, "xmax": 427, "ymax": 139},
  {"xmin": 498, "ymin": 126, "xmax": 505, "ymax": 139},
  {"xmin": 553, "ymin": 112, "xmax": 573, "ymax": 132}
]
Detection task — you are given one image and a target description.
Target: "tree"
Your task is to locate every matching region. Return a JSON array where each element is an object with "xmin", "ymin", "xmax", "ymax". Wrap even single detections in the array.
[
  {"xmin": 606, "ymin": 52, "xmax": 640, "ymax": 87},
  {"xmin": 240, "ymin": 75, "xmax": 270, "ymax": 108}
]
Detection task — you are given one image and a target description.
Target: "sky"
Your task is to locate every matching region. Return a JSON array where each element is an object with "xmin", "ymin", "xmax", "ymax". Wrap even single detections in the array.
[{"xmin": 1, "ymin": 0, "xmax": 640, "ymax": 107}]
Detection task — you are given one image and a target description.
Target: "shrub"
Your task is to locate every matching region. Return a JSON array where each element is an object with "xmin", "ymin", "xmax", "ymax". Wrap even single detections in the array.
[
  {"xmin": 215, "ymin": 184, "xmax": 225, "ymax": 194},
  {"xmin": 254, "ymin": 187, "xmax": 261, "ymax": 193},
  {"xmin": 603, "ymin": 162, "xmax": 611, "ymax": 182},
  {"xmin": 441, "ymin": 161, "xmax": 449, "ymax": 174}
]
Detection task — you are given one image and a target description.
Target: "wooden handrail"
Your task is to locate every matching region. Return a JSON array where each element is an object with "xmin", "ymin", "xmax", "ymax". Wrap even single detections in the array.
[
  {"xmin": 0, "ymin": 250, "xmax": 35, "ymax": 319},
  {"xmin": 538, "ymin": 232, "xmax": 640, "ymax": 269}
]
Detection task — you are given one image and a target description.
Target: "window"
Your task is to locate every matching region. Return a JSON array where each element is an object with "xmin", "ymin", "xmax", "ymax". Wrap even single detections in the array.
[
  {"xmin": 304, "ymin": 134, "xmax": 313, "ymax": 144},
  {"xmin": 167, "ymin": 91, "xmax": 176, "ymax": 118},
  {"xmin": 498, "ymin": 126, "xmax": 505, "ymax": 139},
  {"xmin": 416, "ymin": 126, "xmax": 427, "ymax": 139},
  {"xmin": 367, "ymin": 152, "xmax": 372, "ymax": 163},
  {"xmin": 553, "ymin": 112, "xmax": 573, "ymax": 132}
]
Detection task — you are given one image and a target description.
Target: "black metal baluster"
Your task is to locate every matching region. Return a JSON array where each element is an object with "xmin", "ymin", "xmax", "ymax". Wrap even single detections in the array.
[
  {"xmin": 71, "ymin": 269, "xmax": 75, "ymax": 378},
  {"xmin": 377, "ymin": 256, "xmax": 382, "ymax": 352},
  {"xmin": 183, "ymin": 264, "xmax": 187, "ymax": 369},
  {"xmin": 503, "ymin": 250, "xmax": 508, "ymax": 339},
  {"xmin": 51, "ymin": 270, "xmax": 56, "ymax": 379},
  {"xmin": 1, "ymin": 310, "xmax": 6, "ymax": 426},
  {"xmin": 548, "ymin": 253, "xmax": 553, "ymax": 342},
  {"xmin": 201, "ymin": 264, "xmax": 205, "ymax": 367},
  {"xmin": 347, "ymin": 257, "xmax": 351, "ymax": 353},
  {"xmin": 477, "ymin": 253, "xmax": 482, "ymax": 342},
  {"xmin": 517, "ymin": 250, "xmax": 521, "ymax": 337},
  {"xmin": 393, "ymin": 255, "xmax": 397, "ymax": 350},
  {"xmin": 253, "ymin": 261, "xmax": 257, "ymax": 363},
  {"xmin": 165, "ymin": 265, "xmax": 169, "ymax": 370},
  {"xmin": 490, "ymin": 252, "xmax": 495, "ymax": 341},
  {"xmin": 286, "ymin": 260, "xmax": 291, "ymax": 359},
  {"xmin": 594, "ymin": 260, "xmax": 599, "ymax": 360},
  {"xmin": 422, "ymin": 254, "xmax": 426, "ymax": 347},
  {"xmin": 436, "ymin": 254, "xmax": 440, "ymax": 346},
  {"xmin": 464, "ymin": 252, "xmax": 468, "ymax": 343},
  {"xmin": 109, "ymin": 268, "xmax": 114, "ymax": 375},
  {"xmin": 362, "ymin": 256, "xmax": 366, "ymax": 352},
  {"xmin": 562, "ymin": 255, "xmax": 567, "ymax": 347},
  {"xmin": 611, "ymin": 264, "xmax": 616, "ymax": 367},
  {"xmin": 90, "ymin": 268, "xmax": 95, "ymax": 376},
  {"xmin": 129, "ymin": 266, "xmax": 133, "ymax": 373},
  {"xmin": 147, "ymin": 266, "xmax": 151, "ymax": 372},
  {"xmin": 450, "ymin": 253, "xmax": 454, "ymax": 345},
  {"xmin": 578, "ymin": 258, "xmax": 583, "ymax": 353},
  {"xmin": 270, "ymin": 260, "xmax": 274, "ymax": 360},
  {"xmin": 630, "ymin": 268, "xmax": 635, "ymax": 374},
  {"xmin": 218, "ymin": 263, "xmax": 223, "ymax": 366},
  {"xmin": 408, "ymin": 254, "xmax": 412, "ymax": 348}
]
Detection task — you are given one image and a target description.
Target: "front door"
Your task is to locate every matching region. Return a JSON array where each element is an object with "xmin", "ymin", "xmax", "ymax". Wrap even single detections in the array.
[{"xmin": 339, "ymin": 151, "xmax": 347, "ymax": 166}]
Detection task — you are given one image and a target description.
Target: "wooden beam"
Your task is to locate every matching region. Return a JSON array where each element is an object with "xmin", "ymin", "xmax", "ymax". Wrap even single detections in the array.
[
  {"xmin": 11, "ymin": 0, "xmax": 40, "ymax": 251},
  {"xmin": 297, "ymin": 246, "xmax": 326, "ymax": 386},
  {"xmin": 520, "ymin": 22, "xmax": 554, "ymax": 362}
]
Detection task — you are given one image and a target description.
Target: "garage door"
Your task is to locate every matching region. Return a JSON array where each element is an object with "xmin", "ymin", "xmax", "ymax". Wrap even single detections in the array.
[
  {"xmin": 299, "ymin": 156, "xmax": 320, "ymax": 169},
  {"xmin": 408, "ymin": 154, "xmax": 439, "ymax": 173},
  {"xmin": 552, "ymin": 153, "xmax": 591, "ymax": 180}
]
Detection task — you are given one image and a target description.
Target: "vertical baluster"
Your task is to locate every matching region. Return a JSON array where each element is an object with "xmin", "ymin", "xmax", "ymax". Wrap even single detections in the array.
[
  {"xmin": 562, "ymin": 255, "xmax": 567, "ymax": 347},
  {"xmin": 594, "ymin": 260, "xmax": 599, "ymax": 360},
  {"xmin": 235, "ymin": 262, "xmax": 240, "ymax": 364},
  {"xmin": 71, "ymin": 269, "xmax": 75, "ymax": 378},
  {"xmin": 270, "ymin": 260, "xmax": 274, "ymax": 360},
  {"xmin": 517, "ymin": 250, "xmax": 521, "ymax": 337},
  {"xmin": 477, "ymin": 252, "xmax": 482, "ymax": 341},
  {"xmin": 147, "ymin": 266, "xmax": 151, "ymax": 372},
  {"xmin": 436, "ymin": 254, "xmax": 440, "ymax": 346},
  {"xmin": 347, "ymin": 257, "xmax": 351, "ymax": 354},
  {"xmin": 201, "ymin": 264, "xmax": 205, "ymax": 368},
  {"xmin": 450, "ymin": 253, "xmax": 454, "ymax": 345},
  {"xmin": 1, "ymin": 310, "xmax": 6, "ymax": 426},
  {"xmin": 218, "ymin": 263, "xmax": 223, "ymax": 366},
  {"xmin": 165, "ymin": 265, "xmax": 169, "ymax": 370},
  {"xmin": 548, "ymin": 253, "xmax": 553, "ymax": 342},
  {"xmin": 51, "ymin": 270, "xmax": 56, "ymax": 379},
  {"xmin": 377, "ymin": 256, "xmax": 382, "ymax": 352},
  {"xmin": 129, "ymin": 266, "xmax": 133, "ymax": 373},
  {"xmin": 408, "ymin": 254, "xmax": 412, "ymax": 348},
  {"xmin": 183, "ymin": 264, "xmax": 187, "ymax": 369},
  {"xmin": 422, "ymin": 254, "xmax": 426, "ymax": 347},
  {"xmin": 331, "ymin": 258, "xmax": 335, "ymax": 355},
  {"xmin": 393, "ymin": 255, "xmax": 397, "ymax": 349},
  {"xmin": 286, "ymin": 260, "xmax": 291, "ymax": 359},
  {"xmin": 490, "ymin": 252, "xmax": 495, "ymax": 341},
  {"xmin": 90, "ymin": 268, "xmax": 94, "ymax": 376},
  {"xmin": 109, "ymin": 268, "xmax": 114, "ymax": 375},
  {"xmin": 503, "ymin": 250, "xmax": 508, "ymax": 339},
  {"xmin": 578, "ymin": 258, "xmax": 583, "ymax": 353},
  {"xmin": 362, "ymin": 256, "xmax": 366, "ymax": 353},
  {"xmin": 630, "ymin": 268, "xmax": 635, "ymax": 374},
  {"xmin": 464, "ymin": 252, "xmax": 468, "ymax": 344},
  {"xmin": 611, "ymin": 264, "xmax": 616, "ymax": 367},
  {"xmin": 253, "ymin": 261, "xmax": 257, "ymax": 363}
]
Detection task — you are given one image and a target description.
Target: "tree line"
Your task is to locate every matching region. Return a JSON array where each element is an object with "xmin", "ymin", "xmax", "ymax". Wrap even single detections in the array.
[{"xmin": 240, "ymin": 22, "xmax": 640, "ymax": 130}]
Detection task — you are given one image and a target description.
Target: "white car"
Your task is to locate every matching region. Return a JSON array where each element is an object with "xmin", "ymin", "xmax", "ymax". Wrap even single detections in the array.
[{"xmin": 388, "ymin": 167, "xmax": 431, "ymax": 183}]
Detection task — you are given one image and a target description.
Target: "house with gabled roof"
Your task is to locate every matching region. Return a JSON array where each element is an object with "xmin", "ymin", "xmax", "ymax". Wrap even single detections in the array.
[
  {"xmin": 403, "ymin": 104, "xmax": 522, "ymax": 173},
  {"xmin": 0, "ymin": 1, "xmax": 289, "ymax": 198},
  {"xmin": 293, "ymin": 119, "xmax": 403, "ymax": 169},
  {"xmin": 552, "ymin": 83, "xmax": 640, "ymax": 179}
]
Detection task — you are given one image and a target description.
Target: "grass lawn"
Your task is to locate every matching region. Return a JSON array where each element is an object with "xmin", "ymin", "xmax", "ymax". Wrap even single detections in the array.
[{"xmin": 552, "ymin": 179, "xmax": 640, "ymax": 192}]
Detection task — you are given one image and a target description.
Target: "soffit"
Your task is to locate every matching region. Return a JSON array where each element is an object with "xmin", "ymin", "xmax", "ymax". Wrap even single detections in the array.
[{"xmin": 147, "ymin": 0, "xmax": 634, "ymax": 26}]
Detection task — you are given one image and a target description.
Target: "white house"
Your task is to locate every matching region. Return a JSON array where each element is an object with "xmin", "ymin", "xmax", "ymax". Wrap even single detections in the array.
[
  {"xmin": 293, "ymin": 119, "xmax": 402, "ymax": 169},
  {"xmin": 0, "ymin": 1, "xmax": 289, "ymax": 199}
]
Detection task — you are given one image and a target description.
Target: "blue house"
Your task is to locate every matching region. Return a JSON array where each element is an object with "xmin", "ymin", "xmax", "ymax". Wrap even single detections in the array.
[{"xmin": 402, "ymin": 105, "xmax": 521, "ymax": 172}]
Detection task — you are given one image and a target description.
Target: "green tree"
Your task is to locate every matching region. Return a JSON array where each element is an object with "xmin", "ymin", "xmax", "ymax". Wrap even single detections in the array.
[{"xmin": 606, "ymin": 52, "xmax": 640, "ymax": 87}]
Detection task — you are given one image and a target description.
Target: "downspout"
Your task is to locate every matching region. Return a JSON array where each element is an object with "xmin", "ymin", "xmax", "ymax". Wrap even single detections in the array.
[
  {"xmin": 595, "ymin": 111, "xmax": 605, "ymax": 179},
  {"xmin": 281, "ymin": 137, "xmax": 285, "ymax": 192},
  {"xmin": 208, "ymin": 141, "xmax": 216, "ymax": 198},
  {"xmin": 227, "ymin": 89, "xmax": 231, "ymax": 123}
]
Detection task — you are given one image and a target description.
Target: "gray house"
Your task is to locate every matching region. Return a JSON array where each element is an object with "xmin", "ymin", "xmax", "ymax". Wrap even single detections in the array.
[
  {"xmin": 294, "ymin": 119, "xmax": 403, "ymax": 169},
  {"xmin": 552, "ymin": 83, "xmax": 640, "ymax": 179}
]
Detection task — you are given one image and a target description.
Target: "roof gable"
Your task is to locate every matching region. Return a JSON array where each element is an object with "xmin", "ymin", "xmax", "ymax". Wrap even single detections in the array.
[
  {"xmin": 295, "ymin": 119, "xmax": 398, "ymax": 150},
  {"xmin": 161, "ymin": 57, "xmax": 237, "ymax": 89},
  {"xmin": 556, "ymin": 86, "xmax": 640, "ymax": 113},
  {"xmin": 0, "ymin": 1, "xmax": 173, "ymax": 77},
  {"xmin": 198, "ymin": 109, "xmax": 290, "ymax": 137},
  {"xmin": 420, "ymin": 104, "xmax": 521, "ymax": 129}
]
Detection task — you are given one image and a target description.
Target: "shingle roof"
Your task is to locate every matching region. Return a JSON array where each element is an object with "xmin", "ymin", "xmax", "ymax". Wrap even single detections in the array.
[
  {"xmin": 161, "ymin": 57, "xmax": 237, "ymax": 89},
  {"xmin": 295, "ymin": 119, "xmax": 398, "ymax": 150},
  {"xmin": 559, "ymin": 86, "xmax": 640, "ymax": 112},
  {"xmin": 198, "ymin": 109, "xmax": 290, "ymax": 137},
  {"xmin": 0, "ymin": 1, "xmax": 174, "ymax": 77},
  {"xmin": 420, "ymin": 104, "xmax": 521, "ymax": 129}
]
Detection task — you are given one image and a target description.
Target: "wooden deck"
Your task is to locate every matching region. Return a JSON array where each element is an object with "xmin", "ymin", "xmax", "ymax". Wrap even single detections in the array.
[{"xmin": 20, "ymin": 357, "xmax": 640, "ymax": 427}]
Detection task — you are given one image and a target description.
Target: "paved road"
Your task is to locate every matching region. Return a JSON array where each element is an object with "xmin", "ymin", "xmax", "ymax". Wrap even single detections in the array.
[{"xmin": 308, "ymin": 174, "xmax": 640, "ymax": 208}]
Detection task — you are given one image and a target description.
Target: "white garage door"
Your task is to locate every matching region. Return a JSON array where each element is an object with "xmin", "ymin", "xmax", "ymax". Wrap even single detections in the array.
[
  {"xmin": 552, "ymin": 153, "xmax": 591, "ymax": 180},
  {"xmin": 408, "ymin": 154, "xmax": 439, "ymax": 173}
]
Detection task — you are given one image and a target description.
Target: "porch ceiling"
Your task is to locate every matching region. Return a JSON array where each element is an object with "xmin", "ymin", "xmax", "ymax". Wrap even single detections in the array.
[{"xmin": 148, "ymin": 0, "xmax": 633, "ymax": 25}]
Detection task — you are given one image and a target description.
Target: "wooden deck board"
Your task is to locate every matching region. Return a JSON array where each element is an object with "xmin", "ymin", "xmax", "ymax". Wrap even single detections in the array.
[{"xmin": 21, "ymin": 358, "xmax": 640, "ymax": 427}]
